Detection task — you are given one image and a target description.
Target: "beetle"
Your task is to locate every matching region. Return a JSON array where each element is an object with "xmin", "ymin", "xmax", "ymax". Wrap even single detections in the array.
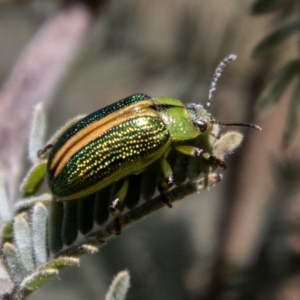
[{"xmin": 39, "ymin": 54, "xmax": 261, "ymax": 234}]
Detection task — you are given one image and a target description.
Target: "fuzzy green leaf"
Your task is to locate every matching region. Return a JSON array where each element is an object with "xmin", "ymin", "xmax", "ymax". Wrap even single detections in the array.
[
  {"xmin": 14, "ymin": 214, "xmax": 34, "ymax": 272},
  {"xmin": 105, "ymin": 270, "xmax": 131, "ymax": 300},
  {"xmin": 252, "ymin": 0, "xmax": 290, "ymax": 15},
  {"xmin": 2, "ymin": 221, "xmax": 13, "ymax": 241},
  {"xmin": 213, "ymin": 131, "xmax": 243, "ymax": 160},
  {"xmin": 81, "ymin": 244, "xmax": 99, "ymax": 254},
  {"xmin": 32, "ymin": 203, "xmax": 48, "ymax": 265},
  {"xmin": 253, "ymin": 17, "xmax": 300, "ymax": 56},
  {"xmin": 3, "ymin": 243, "xmax": 27, "ymax": 284},
  {"xmin": 14, "ymin": 193, "xmax": 51, "ymax": 213},
  {"xmin": 78, "ymin": 196, "xmax": 96, "ymax": 234},
  {"xmin": 20, "ymin": 269, "xmax": 58, "ymax": 291},
  {"xmin": 48, "ymin": 200, "xmax": 64, "ymax": 253},
  {"xmin": 20, "ymin": 160, "xmax": 47, "ymax": 196},
  {"xmin": 29, "ymin": 103, "xmax": 47, "ymax": 164},
  {"xmin": 282, "ymin": 81, "xmax": 300, "ymax": 148},
  {"xmin": 62, "ymin": 201, "xmax": 79, "ymax": 246},
  {"xmin": 39, "ymin": 257, "xmax": 79, "ymax": 270},
  {"xmin": 0, "ymin": 260, "xmax": 14, "ymax": 296},
  {"xmin": 257, "ymin": 59, "xmax": 300, "ymax": 114},
  {"xmin": 0, "ymin": 173, "xmax": 12, "ymax": 222}
]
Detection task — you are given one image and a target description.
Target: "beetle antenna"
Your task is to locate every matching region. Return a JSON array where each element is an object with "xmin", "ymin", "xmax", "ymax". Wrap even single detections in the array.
[
  {"xmin": 206, "ymin": 54, "xmax": 237, "ymax": 109},
  {"xmin": 211, "ymin": 121, "xmax": 262, "ymax": 131}
]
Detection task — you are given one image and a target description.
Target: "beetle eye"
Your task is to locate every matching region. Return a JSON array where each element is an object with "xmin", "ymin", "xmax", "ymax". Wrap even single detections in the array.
[
  {"xmin": 199, "ymin": 123, "xmax": 207, "ymax": 132},
  {"xmin": 194, "ymin": 120, "xmax": 207, "ymax": 132}
]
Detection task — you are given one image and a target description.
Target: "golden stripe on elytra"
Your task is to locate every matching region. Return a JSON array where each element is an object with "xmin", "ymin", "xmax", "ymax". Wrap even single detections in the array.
[
  {"xmin": 52, "ymin": 107, "xmax": 161, "ymax": 178},
  {"xmin": 51, "ymin": 100, "xmax": 154, "ymax": 173}
]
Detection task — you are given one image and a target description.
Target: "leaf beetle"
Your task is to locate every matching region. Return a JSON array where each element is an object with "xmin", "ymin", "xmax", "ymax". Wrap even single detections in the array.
[{"xmin": 39, "ymin": 54, "xmax": 261, "ymax": 234}]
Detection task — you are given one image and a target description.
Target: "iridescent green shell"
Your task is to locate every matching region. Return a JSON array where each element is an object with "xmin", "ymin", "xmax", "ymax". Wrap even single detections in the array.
[{"xmin": 47, "ymin": 94, "xmax": 205, "ymax": 200}]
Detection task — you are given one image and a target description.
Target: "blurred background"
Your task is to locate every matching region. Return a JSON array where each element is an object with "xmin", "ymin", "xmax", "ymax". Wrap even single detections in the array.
[{"xmin": 1, "ymin": 0, "xmax": 300, "ymax": 299}]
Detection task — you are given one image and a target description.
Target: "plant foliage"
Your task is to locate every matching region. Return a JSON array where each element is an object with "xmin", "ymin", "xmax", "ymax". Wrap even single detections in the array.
[
  {"xmin": 0, "ymin": 101, "xmax": 244, "ymax": 299},
  {"xmin": 252, "ymin": 0, "xmax": 300, "ymax": 146}
]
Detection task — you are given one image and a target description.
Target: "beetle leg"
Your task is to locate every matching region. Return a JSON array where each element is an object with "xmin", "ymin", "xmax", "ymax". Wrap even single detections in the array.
[
  {"xmin": 201, "ymin": 152, "xmax": 226, "ymax": 169},
  {"xmin": 160, "ymin": 157, "xmax": 174, "ymax": 188},
  {"xmin": 109, "ymin": 179, "xmax": 129, "ymax": 234},
  {"xmin": 37, "ymin": 144, "xmax": 53, "ymax": 159},
  {"xmin": 157, "ymin": 158, "xmax": 174, "ymax": 208},
  {"xmin": 174, "ymin": 145, "xmax": 226, "ymax": 169}
]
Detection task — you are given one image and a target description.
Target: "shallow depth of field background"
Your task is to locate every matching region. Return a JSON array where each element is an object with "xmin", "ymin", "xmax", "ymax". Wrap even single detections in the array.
[{"xmin": 1, "ymin": 1, "xmax": 300, "ymax": 299}]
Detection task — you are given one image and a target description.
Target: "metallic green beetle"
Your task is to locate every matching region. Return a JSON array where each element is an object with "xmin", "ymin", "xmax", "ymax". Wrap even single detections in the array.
[
  {"xmin": 40, "ymin": 54, "xmax": 260, "ymax": 233},
  {"xmin": 47, "ymin": 94, "xmax": 222, "ymax": 198}
]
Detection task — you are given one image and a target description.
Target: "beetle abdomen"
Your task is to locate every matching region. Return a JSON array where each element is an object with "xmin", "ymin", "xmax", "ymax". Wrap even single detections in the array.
[{"xmin": 48, "ymin": 112, "xmax": 170, "ymax": 200}]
